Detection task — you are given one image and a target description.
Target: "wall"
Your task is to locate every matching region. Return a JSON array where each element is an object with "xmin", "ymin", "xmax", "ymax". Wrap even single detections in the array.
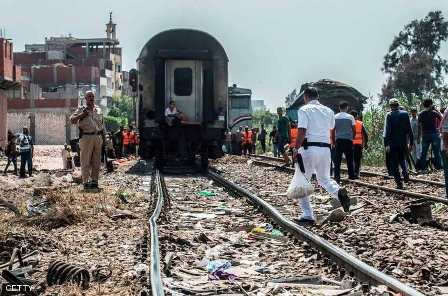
[
  {"xmin": 0, "ymin": 90, "xmax": 7, "ymax": 147},
  {"xmin": 7, "ymin": 98, "xmax": 79, "ymax": 144},
  {"xmin": 7, "ymin": 111, "xmax": 77, "ymax": 145}
]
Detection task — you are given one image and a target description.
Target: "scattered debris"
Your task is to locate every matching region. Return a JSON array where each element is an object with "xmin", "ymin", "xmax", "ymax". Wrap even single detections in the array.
[
  {"xmin": 47, "ymin": 260, "xmax": 90, "ymax": 289},
  {"xmin": 197, "ymin": 190, "xmax": 216, "ymax": 197}
]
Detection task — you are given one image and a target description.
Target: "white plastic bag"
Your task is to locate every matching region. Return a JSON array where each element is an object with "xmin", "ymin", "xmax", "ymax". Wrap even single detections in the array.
[{"xmin": 286, "ymin": 162, "xmax": 314, "ymax": 199}]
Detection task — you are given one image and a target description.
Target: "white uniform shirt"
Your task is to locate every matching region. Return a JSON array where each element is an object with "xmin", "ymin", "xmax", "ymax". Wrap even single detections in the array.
[
  {"xmin": 165, "ymin": 107, "xmax": 178, "ymax": 117},
  {"xmin": 297, "ymin": 100, "xmax": 335, "ymax": 144}
]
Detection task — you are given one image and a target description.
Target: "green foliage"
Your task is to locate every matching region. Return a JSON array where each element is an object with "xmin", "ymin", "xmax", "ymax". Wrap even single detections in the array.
[
  {"xmin": 252, "ymin": 110, "xmax": 277, "ymax": 126},
  {"xmin": 362, "ymin": 104, "xmax": 387, "ymax": 166},
  {"xmin": 107, "ymin": 95, "xmax": 136, "ymax": 127},
  {"xmin": 382, "ymin": 11, "xmax": 448, "ymax": 103},
  {"xmin": 104, "ymin": 115, "xmax": 126, "ymax": 132}
]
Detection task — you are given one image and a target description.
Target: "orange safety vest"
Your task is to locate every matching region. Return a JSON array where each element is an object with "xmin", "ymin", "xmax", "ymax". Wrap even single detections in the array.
[
  {"xmin": 353, "ymin": 120, "xmax": 363, "ymax": 145},
  {"xmin": 128, "ymin": 131, "xmax": 137, "ymax": 144},
  {"xmin": 122, "ymin": 132, "xmax": 131, "ymax": 145},
  {"xmin": 289, "ymin": 128, "xmax": 298, "ymax": 148},
  {"xmin": 243, "ymin": 131, "xmax": 253, "ymax": 144}
]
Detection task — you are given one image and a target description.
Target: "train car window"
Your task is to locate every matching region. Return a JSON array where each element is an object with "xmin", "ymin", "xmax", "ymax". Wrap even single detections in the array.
[
  {"xmin": 231, "ymin": 97, "xmax": 250, "ymax": 109},
  {"xmin": 174, "ymin": 68, "xmax": 193, "ymax": 96}
]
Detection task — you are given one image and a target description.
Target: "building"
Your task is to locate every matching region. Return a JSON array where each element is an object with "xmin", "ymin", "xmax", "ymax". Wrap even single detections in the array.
[
  {"xmin": 13, "ymin": 13, "xmax": 122, "ymax": 110},
  {"xmin": 251, "ymin": 99, "xmax": 266, "ymax": 112},
  {"xmin": 0, "ymin": 37, "xmax": 21, "ymax": 147},
  {"xmin": 228, "ymin": 84, "xmax": 252, "ymax": 130}
]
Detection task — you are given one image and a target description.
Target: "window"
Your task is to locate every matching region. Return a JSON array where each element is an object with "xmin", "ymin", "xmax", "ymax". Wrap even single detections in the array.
[
  {"xmin": 231, "ymin": 97, "xmax": 250, "ymax": 109},
  {"xmin": 174, "ymin": 68, "xmax": 192, "ymax": 96}
]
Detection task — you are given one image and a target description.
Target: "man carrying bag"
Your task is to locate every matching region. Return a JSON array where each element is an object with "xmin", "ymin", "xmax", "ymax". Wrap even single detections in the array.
[{"xmin": 287, "ymin": 87, "xmax": 351, "ymax": 225}]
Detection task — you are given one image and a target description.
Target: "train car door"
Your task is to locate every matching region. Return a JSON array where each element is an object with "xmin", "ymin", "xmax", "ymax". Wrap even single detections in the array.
[{"xmin": 165, "ymin": 60, "xmax": 203, "ymax": 122}]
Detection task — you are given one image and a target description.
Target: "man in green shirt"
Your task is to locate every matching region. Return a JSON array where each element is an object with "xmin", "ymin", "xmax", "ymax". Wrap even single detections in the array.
[{"xmin": 277, "ymin": 107, "xmax": 290, "ymax": 164}]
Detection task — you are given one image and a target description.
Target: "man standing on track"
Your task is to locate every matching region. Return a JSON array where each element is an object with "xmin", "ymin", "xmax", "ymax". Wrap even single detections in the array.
[
  {"xmin": 277, "ymin": 107, "xmax": 290, "ymax": 165},
  {"xmin": 418, "ymin": 99, "xmax": 443, "ymax": 170},
  {"xmin": 332, "ymin": 101, "xmax": 356, "ymax": 183},
  {"xmin": 350, "ymin": 111, "xmax": 368, "ymax": 178},
  {"xmin": 384, "ymin": 98, "xmax": 413, "ymax": 189},
  {"xmin": 440, "ymin": 107, "xmax": 448, "ymax": 197},
  {"xmin": 242, "ymin": 126, "xmax": 252, "ymax": 156},
  {"xmin": 70, "ymin": 90, "xmax": 104, "ymax": 190},
  {"xmin": 409, "ymin": 108, "xmax": 421, "ymax": 166},
  {"xmin": 258, "ymin": 124, "xmax": 267, "ymax": 154},
  {"xmin": 291, "ymin": 87, "xmax": 351, "ymax": 224}
]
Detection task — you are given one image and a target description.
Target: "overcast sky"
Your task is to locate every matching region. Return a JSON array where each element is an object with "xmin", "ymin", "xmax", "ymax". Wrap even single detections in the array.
[{"xmin": 2, "ymin": 0, "xmax": 448, "ymax": 111}]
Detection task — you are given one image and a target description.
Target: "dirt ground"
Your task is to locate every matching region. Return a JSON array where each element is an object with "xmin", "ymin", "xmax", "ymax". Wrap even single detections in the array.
[{"xmin": 0, "ymin": 145, "xmax": 148, "ymax": 296}]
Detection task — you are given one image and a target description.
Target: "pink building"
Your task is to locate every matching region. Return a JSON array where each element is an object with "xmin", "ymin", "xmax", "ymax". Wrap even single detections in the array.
[{"xmin": 0, "ymin": 38, "xmax": 21, "ymax": 147}]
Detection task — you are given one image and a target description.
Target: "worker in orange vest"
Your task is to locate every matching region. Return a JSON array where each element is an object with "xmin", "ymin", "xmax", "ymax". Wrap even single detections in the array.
[
  {"xmin": 122, "ymin": 127, "xmax": 131, "ymax": 157},
  {"xmin": 350, "ymin": 111, "xmax": 368, "ymax": 178},
  {"xmin": 242, "ymin": 126, "xmax": 253, "ymax": 156},
  {"xmin": 128, "ymin": 125, "xmax": 137, "ymax": 156},
  {"xmin": 289, "ymin": 121, "xmax": 299, "ymax": 166}
]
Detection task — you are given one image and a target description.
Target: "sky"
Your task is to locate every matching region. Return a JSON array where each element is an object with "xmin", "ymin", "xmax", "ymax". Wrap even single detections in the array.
[{"xmin": 2, "ymin": 0, "xmax": 448, "ymax": 111}]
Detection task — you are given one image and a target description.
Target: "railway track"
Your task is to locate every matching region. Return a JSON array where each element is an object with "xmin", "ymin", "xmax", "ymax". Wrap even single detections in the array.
[
  {"xmin": 147, "ymin": 167, "xmax": 427, "ymax": 295},
  {"xmin": 249, "ymin": 154, "xmax": 445, "ymax": 188},
  {"xmin": 250, "ymin": 159, "xmax": 448, "ymax": 205},
  {"xmin": 212, "ymin": 155, "xmax": 448, "ymax": 295}
]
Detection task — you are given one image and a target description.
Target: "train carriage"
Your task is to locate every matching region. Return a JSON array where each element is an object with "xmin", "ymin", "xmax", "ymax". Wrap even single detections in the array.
[
  {"xmin": 287, "ymin": 79, "xmax": 367, "ymax": 121},
  {"xmin": 136, "ymin": 29, "xmax": 228, "ymax": 171}
]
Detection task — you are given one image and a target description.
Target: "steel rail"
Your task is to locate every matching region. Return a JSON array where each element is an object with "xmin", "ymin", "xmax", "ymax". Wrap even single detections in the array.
[
  {"xmin": 207, "ymin": 169, "xmax": 424, "ymax": 296},
  {"xmin": 343, "ymin": 169, "xmax": 444, "ymax": 187},
  {"xmin": 149, "ymin": 169, "xmax": 165, "ymax": 296},
  {"xmin": 346, "ymin": 179, "xmax": 448, "ymax": 205},
  {"xmin": 249, "ymin": 154, "xmax": 445, "ymax": 187},
  {"xmin": 251, "ymin": 159, "xmax": 448, "ymax": 205}
]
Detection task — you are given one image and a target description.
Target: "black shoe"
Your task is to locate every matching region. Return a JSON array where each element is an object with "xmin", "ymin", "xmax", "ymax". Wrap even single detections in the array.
[
  {"xmin": 396, "ymin": 183, "xmax": 404, "ymax": 190},
  {"xmin": 403, "ymin": 176, "xmax": 410, "ymax": 183},
  {"xmin": 90, "ymin": 181, "xmax": 101, "ymax": 191},
  {"xmin": 293, "ymin": 217, "xmax": 315, "ymax": 225},
  {"xmin": 83, "ymin": 182, "xmax": 93, "ymax": 190},
  {"xmin": 338, "ymin": 188, "xmax": 350, "ymax": 212}
]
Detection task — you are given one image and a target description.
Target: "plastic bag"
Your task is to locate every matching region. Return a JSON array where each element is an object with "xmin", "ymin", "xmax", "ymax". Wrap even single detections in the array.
[{"xmin": 286, "ymin": 162, "xmax": 314, "ymax": 199}]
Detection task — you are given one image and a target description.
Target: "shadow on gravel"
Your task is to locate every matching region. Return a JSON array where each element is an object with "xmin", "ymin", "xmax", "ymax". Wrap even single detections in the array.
[{"xmin": 125, "ymin": 160, "xmax": 153, "ymax": 176}]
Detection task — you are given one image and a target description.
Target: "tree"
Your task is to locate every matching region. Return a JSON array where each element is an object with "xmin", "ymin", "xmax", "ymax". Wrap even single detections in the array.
[
  {"xmin": 108, "ymin": 95, "xmax": 135, "ymax": 123},
  {"xmin": 381, "ymin": 11, "xmax": 448, "ymax": 103},
  {"xmin": 104, "ymin": 95, "xmax": 136, "ymax": 131},
  {"xmin": 252, "ymin": 110, "xmax": 277, "ymax": 126}
]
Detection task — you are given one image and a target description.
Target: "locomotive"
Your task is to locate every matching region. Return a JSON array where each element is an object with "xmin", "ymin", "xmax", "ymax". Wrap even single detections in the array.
[{"xmin": 136, "ymin": 29, "xmax": 229, "ymax": 171}]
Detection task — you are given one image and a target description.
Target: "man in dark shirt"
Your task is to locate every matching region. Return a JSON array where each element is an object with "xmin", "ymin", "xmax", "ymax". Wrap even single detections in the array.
[
  {"xmin": 418, "ymin": 99, "xmax": 443, "ymax": 170},
  {"xmin": 384, "ymin": 99, "xmax": 414, "ymax": 189},
  {"xmin": 276, "ymin": 107, "xmax": 290, "ymax": 164},
  {"xmin": 258, "ymin": 124, "xmax": 267, "ymax": 154}
]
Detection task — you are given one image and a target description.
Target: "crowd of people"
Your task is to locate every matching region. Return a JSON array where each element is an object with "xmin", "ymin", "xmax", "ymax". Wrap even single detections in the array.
[
  {"xmin": 226, "ymin": 96, "xmax": 448, "ymax": 198},
  {"xmin": 226, "ymin": 103, "xmax": 369, "ymax": 185},
  {"xmin": 383, "ymin": 98, "xmax": 448, "ymax": 194}
]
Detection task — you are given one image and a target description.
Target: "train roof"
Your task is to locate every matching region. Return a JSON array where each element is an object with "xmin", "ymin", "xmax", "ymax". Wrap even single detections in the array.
[
  {"xmin": 288, "ymin": 79, "xmax": 367, "ymax": 113},
  {"xmin": 137, "ymin": 28, "xmax": 228, "ymax": 62},
  {"xmin": 229, "ymin": 84, "xmax": 252, "ymax": 97}
]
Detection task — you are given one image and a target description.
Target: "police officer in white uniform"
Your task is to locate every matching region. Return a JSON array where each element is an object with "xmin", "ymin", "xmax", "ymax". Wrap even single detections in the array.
[{"xmin": 292, "ymin": 87, "xmax": 350, "ymax": 224}]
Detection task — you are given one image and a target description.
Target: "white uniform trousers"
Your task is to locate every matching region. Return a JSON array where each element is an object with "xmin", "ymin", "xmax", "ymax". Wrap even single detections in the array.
[{"xmin": 298, "ymin": 146, "xmax": 340, "ymax": 220}]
